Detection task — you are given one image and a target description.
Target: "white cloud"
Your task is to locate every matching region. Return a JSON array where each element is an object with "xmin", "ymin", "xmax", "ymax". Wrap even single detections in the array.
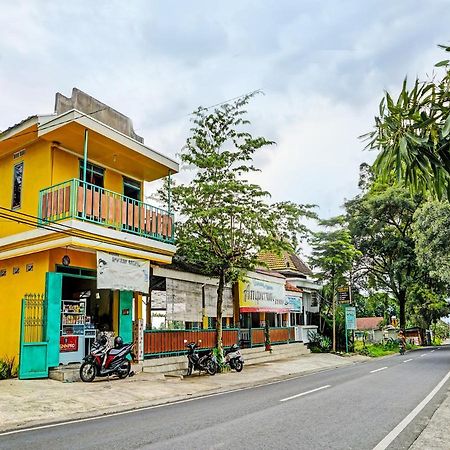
[{"xmin": 1, "ymin": 0, "xmax": 449, "ymax": 223}]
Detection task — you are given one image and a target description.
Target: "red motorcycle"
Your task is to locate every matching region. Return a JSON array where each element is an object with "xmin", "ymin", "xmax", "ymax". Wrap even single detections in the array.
[{"xmin": 80, "ymin": 335, "xmax": 134, "ymax": 382}]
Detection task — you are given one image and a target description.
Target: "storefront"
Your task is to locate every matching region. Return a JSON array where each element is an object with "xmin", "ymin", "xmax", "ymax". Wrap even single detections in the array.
[
  {"xmin": 238, "ymin": 270, "xmax": 290, "ymax": 332},
  {"xmin": 49, "ymin": 250, "xmax": 148, "ymax": 366}
]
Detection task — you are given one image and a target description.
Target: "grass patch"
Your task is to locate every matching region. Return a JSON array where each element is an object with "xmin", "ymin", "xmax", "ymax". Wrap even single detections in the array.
[{"xmin": 354, "ymin": 340, "xmax": 399, "ymax": 357}]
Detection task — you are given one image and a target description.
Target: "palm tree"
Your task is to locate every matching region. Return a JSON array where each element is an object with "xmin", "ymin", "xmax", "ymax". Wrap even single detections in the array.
[{"xmin": 362, "ymin": 45, "xmax": 450, "ymax": 199}]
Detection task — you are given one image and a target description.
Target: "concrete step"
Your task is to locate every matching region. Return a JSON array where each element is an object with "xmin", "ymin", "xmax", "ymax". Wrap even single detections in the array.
[
  {"xmin": 142, "ymin": 343, "xmax": 310, "ymax": 375},
  {"xmin": 49, "ymin": 362, "xmax": 143, "ymax": 383}
]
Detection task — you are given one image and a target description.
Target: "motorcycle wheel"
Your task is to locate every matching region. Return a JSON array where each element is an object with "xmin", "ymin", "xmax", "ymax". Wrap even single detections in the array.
[
  {"xmin": 117, "ymin": 360, "xmax": 131, "ymax": 379},
  {"xmin": 80, "ymin": 362, "xmax": 96, "ymax": 382},
  {"xmin": 206, "ymin": 360, "xmax": 217, "ymax": 376},
  {"xmin": 234, "ymin": 360, "xmax": 244, "ymax": 372}
]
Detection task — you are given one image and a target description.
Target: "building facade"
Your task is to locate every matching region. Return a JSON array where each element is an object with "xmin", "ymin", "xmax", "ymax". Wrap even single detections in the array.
[{"xmin": 0, "ymin": 88, "xmax": 178, "ymax": 377}]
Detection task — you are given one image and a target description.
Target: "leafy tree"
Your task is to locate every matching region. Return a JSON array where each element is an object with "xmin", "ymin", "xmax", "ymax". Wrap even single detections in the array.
[
  {"xmin": 309, "ymin": 217, "xmax": 360, "ymax": 351},
  {"xmin": 413, "ymin": 200, "xmax": 450, "ymax": 284},
  {"xmin": 345, "ymin": 185, "xmax": 423, "ymax": 329},
  {"xmin": 362, "ymin": 44, "xmax": 450, "ymax": 199},
  {"xmin": 353, "ymin": 291, "xmax": 398, "ymax": 324},
  {"xmin": 173, "ymin": 93, "xmax": 315, "ymax": 356}
]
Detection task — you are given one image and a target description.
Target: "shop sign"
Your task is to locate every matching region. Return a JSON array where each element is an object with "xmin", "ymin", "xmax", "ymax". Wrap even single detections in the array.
[
  {"xmin": 97, "ymin": 251, "xmax": 150, "ymax": 292},
  {"xmin": 239, "ymin": 276, "xmax": 288, "ymax": 313},
  {"xmin": 286, "ymin": 295, "xmax": 302, "ymax": 311},
  {"xmin": 345, "ymin": 306, "xmax": 356, "ymax": 330},
  {"xmin": 60, "ymin": 336, "xmax": 79, "ymax": 352},
  {"xmin": 337, "ymin": 286, "xmax": 351, "ymax": 303}
]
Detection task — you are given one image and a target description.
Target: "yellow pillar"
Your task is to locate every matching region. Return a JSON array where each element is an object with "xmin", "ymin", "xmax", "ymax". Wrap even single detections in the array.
[
  {"xmin": 112, "ymin": 290, "xmax": 119, "ymax": 334},
  {"xmin": 202, "ymin": 314, "xmax": 209, "ymax": 329},
  {"xmin": 134, "ymin": 293, "xmax": 143, "ymax": 320},
  {"xmin": 259, "ymin": 312, "xmax": 266, "ymax": 328}
]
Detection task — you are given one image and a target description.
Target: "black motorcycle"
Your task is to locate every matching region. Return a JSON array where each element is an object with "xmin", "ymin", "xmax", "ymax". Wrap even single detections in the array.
[
  {"xmin": 80, "ymin": 335, "xmax": 134, "ymax": 382},
  {"xmin": 184, "ymin": 341, "xmax": 217, "ymax": 376},
  {"xmin": 224, "ymin": 344, "xmax": 244, "ymax": 372}
]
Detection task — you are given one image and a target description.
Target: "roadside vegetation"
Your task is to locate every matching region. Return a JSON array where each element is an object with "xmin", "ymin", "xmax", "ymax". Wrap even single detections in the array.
[{"xmin": 0, "ymin": 357, "xmax": 17, "ymax": 380}]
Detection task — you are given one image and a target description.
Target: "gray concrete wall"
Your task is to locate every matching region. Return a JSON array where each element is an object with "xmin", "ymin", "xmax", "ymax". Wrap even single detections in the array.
[{"xmin": 54, "ymin": 87, "xmax": 144, "ymax": 143}]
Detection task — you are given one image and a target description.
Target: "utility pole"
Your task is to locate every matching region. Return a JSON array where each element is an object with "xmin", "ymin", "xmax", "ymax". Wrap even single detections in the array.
[{"xmin": 332, "ymin": 285, "xmax": 336, "ymax": 353}]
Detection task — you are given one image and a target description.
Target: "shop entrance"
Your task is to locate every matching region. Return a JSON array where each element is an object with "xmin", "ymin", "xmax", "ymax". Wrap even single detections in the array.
[{"xmin": 57, "ymin": 267, "xmax": 115, "ymax": 365}]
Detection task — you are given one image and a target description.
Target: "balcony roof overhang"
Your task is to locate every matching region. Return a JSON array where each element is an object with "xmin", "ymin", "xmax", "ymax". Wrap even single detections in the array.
[{"xmin": 0, "ymin": 110, "xmax": 179, "ymax": 181}]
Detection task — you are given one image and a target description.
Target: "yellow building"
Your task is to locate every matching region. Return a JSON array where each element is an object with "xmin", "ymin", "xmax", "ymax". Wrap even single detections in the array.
[{"xmin": 0, "ymin": 88, "xmax": 178, "ymax": 377}]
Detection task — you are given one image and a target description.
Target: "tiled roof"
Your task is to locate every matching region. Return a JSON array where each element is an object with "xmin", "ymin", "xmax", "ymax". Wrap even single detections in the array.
[
  {"xmin": 356, "ymin": 317, "xmax": 383, "ymax": 330},
  {"xmin": 285, "ymin": 282, "xmax": 303, "ymax": 293},
  {"xmin": 258, "ymin": 251, "xmax": 313, "ymax": 277}
]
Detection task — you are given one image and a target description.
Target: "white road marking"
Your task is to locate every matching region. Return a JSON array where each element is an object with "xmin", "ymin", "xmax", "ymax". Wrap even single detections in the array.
[
  {"xmin": 0, "ymin": 372, "xmax": 337, "ymax": 437},
  {"xmin": 403, "ymin": 359, "xmax": 413, "ymax": 363},
  {"xmin": 370, "ymin": 367, "xmax": 388, "ymax": 373},
  {"xmin": 431, "ymin": 350, "xmax": 435, "ymax": 353},
  {"xmin": 373, "ymin": 368, "xmax": 450, "ymax": 450},
  {"xmin": 279, "ymin": 385, "xmax": 331, "ymax": 402},
  {"xmin": 420, "ymin": 354, "xmax": 427, "ymax": 357}
]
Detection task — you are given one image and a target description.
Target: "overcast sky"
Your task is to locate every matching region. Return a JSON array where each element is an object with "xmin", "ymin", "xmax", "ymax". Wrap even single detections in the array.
[{"xmin": 1, "ymin": 0, "xmax": 449, "ymax": 222}]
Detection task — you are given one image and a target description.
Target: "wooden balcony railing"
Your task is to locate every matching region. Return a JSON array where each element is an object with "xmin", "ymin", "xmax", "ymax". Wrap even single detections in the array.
[{"xmin": 39, "ymin": 179, "xmax": 175, "ymax": 243}]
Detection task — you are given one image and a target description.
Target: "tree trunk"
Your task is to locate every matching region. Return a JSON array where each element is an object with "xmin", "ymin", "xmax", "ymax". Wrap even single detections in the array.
[
  {"xmin": 399, "ymin": 290, "xmax": 406, "ymax": 330},
  {"xmin": 216, "ymin": 269, "xmax": 225, "ymax": 358}
]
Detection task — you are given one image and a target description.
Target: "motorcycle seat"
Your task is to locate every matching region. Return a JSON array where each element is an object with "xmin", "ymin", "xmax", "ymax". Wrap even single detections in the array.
[{"xmin": 108, "ymin": 348, "xmax": 122, "ymax": 356}]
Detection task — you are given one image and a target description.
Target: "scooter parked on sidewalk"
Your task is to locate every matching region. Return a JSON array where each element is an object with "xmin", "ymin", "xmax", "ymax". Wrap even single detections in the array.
[
  {"xmin": 184, "ymin": 340, "xmax": 217, "ymax": 376},
  {"xmin": 224, "ymin": 344, "xmax": 244, "ymax": 372},
  {"xmin": 80, "ymin": 335, "xmax": 134, "ymax": 382}
]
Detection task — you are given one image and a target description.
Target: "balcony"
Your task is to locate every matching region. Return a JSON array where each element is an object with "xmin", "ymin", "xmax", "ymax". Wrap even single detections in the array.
[{"xmin": 38, "ymin": 179, "xmax": 174, "ymax": 243}]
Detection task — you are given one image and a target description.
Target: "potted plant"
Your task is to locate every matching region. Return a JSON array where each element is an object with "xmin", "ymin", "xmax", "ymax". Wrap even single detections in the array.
[{"xmin": 264, "ymin": 320, "xmax": 272, "ymax": 352}]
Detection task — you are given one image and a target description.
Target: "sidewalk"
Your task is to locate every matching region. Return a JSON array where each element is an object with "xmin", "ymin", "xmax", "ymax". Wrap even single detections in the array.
[
  {"xmin": 0, "ymin": 352, "xmax": 367, "ymax": 433},
  {"xmin": 409, "ymin": 340, "xmax": 450, "ymax": 450}
]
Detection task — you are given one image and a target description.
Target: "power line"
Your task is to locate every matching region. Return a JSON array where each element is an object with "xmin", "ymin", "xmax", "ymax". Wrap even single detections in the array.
[{"xmin": 0, "ymin": 206, "xmax": 174, "ymax": 256}]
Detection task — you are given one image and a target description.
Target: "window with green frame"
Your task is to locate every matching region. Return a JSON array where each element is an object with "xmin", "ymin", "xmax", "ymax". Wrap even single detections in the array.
[
  {"xmin": 79, "ymin": 160, "xmax": 105, "ymax": 187},
  {"xmin": 123, "ymin": 176, "xmax": 141, "ymax": 201}
]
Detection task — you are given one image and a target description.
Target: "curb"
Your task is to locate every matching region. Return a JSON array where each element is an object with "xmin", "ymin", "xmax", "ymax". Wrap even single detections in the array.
[{"xmin": 0, "ymin": 356, "xmax": 367, "ymax": 435}]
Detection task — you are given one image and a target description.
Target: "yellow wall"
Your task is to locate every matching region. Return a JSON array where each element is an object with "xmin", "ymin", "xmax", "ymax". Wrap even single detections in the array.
[
  {"xmin": 49, "ymin": 248, "xmax": 96, "ymax": 271},
  {"xmin": 0, "ymin": 140, "xmax": 52, "ymax": 237},
  {"xmin": 0, "ymin": 139, "xmax": 146, "ymax": 241},
  {"xmin": 0, "ymin": 251, "xmax": 50, "ymax": 362},
  {"xmin": 51, "ymin": 147, "xmax": 78, "ymax": 185}
]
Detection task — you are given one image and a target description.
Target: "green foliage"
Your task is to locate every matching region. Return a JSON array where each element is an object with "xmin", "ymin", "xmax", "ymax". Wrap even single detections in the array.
[
  {"xmin": 413, "ymin": 200, "xmax": 450, "ymax": 284},
  {"xmin": 307, "ymin": 332, "xmax": 332, "ymax": 353},
  {"xmin": 353, "ymin": 291, "xmax": 397, "ymax": 323},
  {"xmin": 173, "ymin": 92, "xmax": 315, "ymax": 352},
  {"xmin": 0, "ymin": 356, "xmax": 17, "ymax": 379},
  {"xmin": 309, "ymin": 216, "xmax": 360, "ymax": 296},
  {"xmin": 354, "ymin": 340, "xmax": 399, "ymax": 357},
  {"xmin": 264, "ymin": 320, "xmax": 271, "ymax": 349},
  {"xmin": 362, "ymin": 45, "xmax": 450, "ymax": 199},
  {"xmin": 345, "ymin": 184, "xmax": 423, "ymax": 329},
  {"xmin": 431, "ymin": 320, "xmax": 450, "ymax": 341}
]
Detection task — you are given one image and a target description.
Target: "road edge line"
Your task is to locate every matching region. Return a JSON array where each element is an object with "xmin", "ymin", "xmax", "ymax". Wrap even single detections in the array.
[{"xmin": 373, "ymin": 368, "xmax": 450, "ymax": 450}]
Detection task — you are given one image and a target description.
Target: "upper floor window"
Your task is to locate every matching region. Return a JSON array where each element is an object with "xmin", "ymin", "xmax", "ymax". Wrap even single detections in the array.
[
  {"xmin": 123, "ymin": 177, "xmax": 141, "ymax": 201},
  {"xmin": 12, "ymin": 161, "xmax": 24, "ymax": 209},
  {"xmin": 79, "ymin": 161, "xmax": 104, "ymax": 188}
]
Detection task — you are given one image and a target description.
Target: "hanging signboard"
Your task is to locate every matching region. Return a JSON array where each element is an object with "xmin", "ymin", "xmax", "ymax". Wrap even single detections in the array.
[
  {"xmin": 286, "ymin": 295, "xmax": 303, "ymax": 311},
  {"xmin": 239, "ymin": 276, "xmax": 288, "ymax": 313},
  {"xmin": 345, "ymin": 306, "xmax": 357, "ymax": 330},
  {"xmin": 97, "ymin": 251, "xmax": 149, "ymax": 292},
  {"xmin": 337, "ymin": 286, "xmax": 350, "ymax": 304}
]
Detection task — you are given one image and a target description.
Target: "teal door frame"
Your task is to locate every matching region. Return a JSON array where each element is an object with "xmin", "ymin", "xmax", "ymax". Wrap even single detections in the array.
[
  {"xmin": 18, "ymin": 295, "xmax": 49, "ymax": 379},
  {"xmin": 119, "ymin": 291, "xmax": 133, "ymax": 344}
]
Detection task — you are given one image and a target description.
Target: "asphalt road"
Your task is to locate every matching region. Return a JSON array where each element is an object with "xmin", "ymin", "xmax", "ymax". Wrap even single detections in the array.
[{"xmin": 1, "ymin": 346, "xmax": 449, "ymax": 450}]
